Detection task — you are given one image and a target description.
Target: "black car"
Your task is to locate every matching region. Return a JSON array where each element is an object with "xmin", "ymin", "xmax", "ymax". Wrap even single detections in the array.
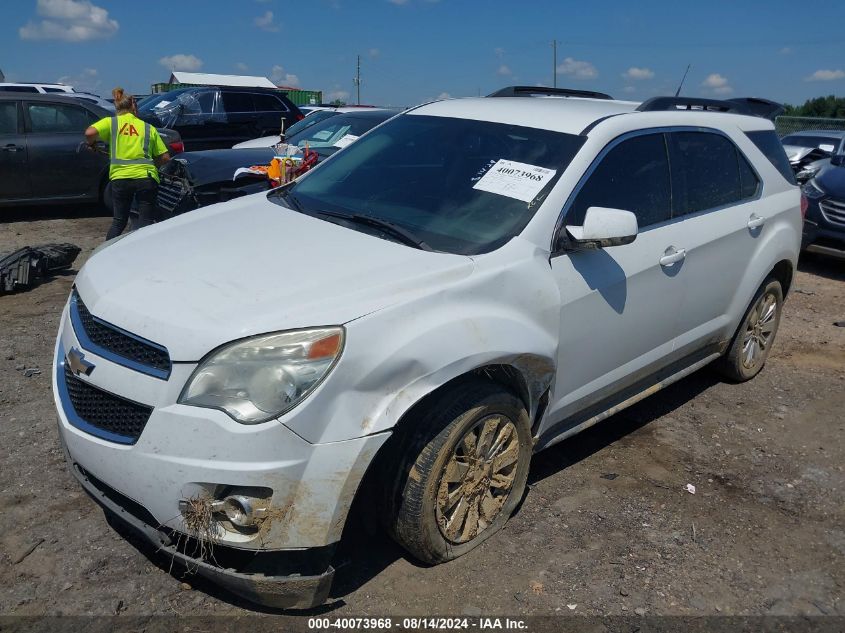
[
  {"xmin": 136, "ymin": 87, "xmax": 304, "ymax": 151},
  {"xmin": 157, "ymin": 110, "xmax": 395, "ymax": 216},
  {"xmin": 801, "ymin": 138, "xmax": 845, "ymax": 257},
  {"xmin": 0, "ymin": 93, "xmax": 182, "ymax": 208}
]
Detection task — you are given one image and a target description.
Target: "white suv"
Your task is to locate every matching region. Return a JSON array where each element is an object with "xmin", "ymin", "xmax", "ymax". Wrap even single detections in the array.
[{"xmin": 53, "ymin": 90, "xmax": 801, "ymax": 609}]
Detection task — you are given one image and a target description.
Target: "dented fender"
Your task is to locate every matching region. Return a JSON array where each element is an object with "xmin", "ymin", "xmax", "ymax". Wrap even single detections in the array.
[{"xmin": 283, "ymin": 238, "xmax": 562, "ymax": 445}]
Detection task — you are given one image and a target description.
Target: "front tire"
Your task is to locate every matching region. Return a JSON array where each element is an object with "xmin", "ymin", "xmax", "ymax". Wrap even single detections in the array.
[
  {"xmin": 717, "ymin": 279, "xmax": 783, "ymax": 382},
  {"xmin": 386, "ymin": 380, "xmax": 532, "ymax": 564}
]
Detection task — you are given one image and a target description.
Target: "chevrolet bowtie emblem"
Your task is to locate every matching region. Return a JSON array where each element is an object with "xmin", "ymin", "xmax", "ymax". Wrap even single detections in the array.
[{"xmin": 67, "ymin": 347, "xmax": 95, "ymax": 377}]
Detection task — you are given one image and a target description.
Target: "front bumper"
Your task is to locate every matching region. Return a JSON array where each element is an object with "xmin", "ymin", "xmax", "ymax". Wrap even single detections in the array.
[
  {"xmin": 803, "ymin": 199, "xmax": 845, "ymax": 257},
  {"xmin": 53, "ymin": 297, "xmax": 390, "ymax": 608},
  {"xmin": 61, "ymin": 433, "xmax": 334, "ymax": 609}
]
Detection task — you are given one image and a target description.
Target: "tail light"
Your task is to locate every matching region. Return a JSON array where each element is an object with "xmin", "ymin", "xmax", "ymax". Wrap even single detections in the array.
[
  {"xmin": 800, "ymin": 194, "xmax": 808, "ymax": 220},
  {"xmin": 296, "ymin": 113, "xmax": 304, "ymax": 121},
  {"xmin": 168, "ymin": 141, "xmax": 185, "ymax": 154}
]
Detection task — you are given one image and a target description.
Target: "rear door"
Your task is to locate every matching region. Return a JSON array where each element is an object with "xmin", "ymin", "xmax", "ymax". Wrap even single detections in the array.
[
  {"xmin": 250, "ymin": 92, "xmax": 290, "ymax": 137},
  {"xmin": 665, "ymin": 130, "xmax": 764, "ymax": 356},
  {"xmin": 0, "ymin": 100, "xmax": 31, "ymax": 200},
  {"xmin": 23, "ymin": 100, "xmax": 106, "ymax": 200},
  {"xmin": 544, "ymin": 132, "xmax": 687, "ymax": 432},
  {"xmin": 220, "ymin": 91, "xmax": 256, "ymax": 146}
]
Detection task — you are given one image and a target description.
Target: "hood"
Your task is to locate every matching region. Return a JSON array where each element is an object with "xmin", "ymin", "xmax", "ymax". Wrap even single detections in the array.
[
  {"xmin": 75, "ymin": 194, "xmax": 474, "ymax": 360},
  {"xmin": 233, "ymin": 135, "xmax": 281, "ymax": 149},
  {"xmin": 163, "ymin": 148, "xmax": 276, "ymax": 186},
  {"xmin": 784, "ymin": 145, "xmax": 816, "ymax": 163},
  {"xmin": 814, "ymin": 164, "xmax": 845, "ymax": 196}
]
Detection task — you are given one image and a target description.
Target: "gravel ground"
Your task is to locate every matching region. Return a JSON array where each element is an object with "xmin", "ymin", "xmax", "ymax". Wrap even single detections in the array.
[{"xmin": 1, "ymin": 208, "xmax": 843, "ymax": 621}]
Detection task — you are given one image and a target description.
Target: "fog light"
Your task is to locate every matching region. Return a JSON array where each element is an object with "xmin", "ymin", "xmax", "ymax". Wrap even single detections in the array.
[{"xmin": 221, "ymin": 495, "xmax": 268, "ymax": 527}]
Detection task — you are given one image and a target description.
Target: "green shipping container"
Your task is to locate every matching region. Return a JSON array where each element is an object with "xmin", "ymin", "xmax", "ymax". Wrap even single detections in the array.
[{"xmin": 278, "ymin": 89, "xmax": 323, "ymax": 106}]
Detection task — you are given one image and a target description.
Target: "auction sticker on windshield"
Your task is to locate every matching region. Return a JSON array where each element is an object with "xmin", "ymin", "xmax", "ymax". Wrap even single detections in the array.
[
  {"xmin": 334, "ymin": 134, "xmax": 359, "ymax": 149},
  {"xmin": 472, "ymin": 159, "xmax": 556, "ymax": 203}
]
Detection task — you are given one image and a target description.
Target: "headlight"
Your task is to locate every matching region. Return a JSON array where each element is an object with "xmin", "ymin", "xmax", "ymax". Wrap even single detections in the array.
[
  {"xmin": 179, "ymin": 327, "xmax": 344, "ymax": 423},
  {"xmin": 796, "ymin": 165, "xmax": 821, "ymax": 181},
  {"xmin": 803, "ymin": 179, "xmax": 825, "ymax": 198}
]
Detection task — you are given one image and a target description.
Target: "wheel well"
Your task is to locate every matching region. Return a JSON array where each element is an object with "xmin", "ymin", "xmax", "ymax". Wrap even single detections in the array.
[{"xmin": 769, "ymin": 259, "xmax": 794, "ymax": 295}]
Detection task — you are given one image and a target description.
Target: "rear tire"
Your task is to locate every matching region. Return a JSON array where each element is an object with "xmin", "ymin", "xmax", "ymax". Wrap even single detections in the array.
[
  {"xmin": 384, "ymin": 380, "xmax": 532, "ymax": 565},
  {"xmin": 716, "ymin": 279, "xmax": 783, "ymax": 382}
]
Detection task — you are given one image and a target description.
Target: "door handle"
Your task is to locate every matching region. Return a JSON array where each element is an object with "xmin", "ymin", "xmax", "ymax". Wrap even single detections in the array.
[
  {"xmin": 747, "ymin": 214, "xmax": 766, "ymax": 229},
  {"xmin": 659, "ymin": 246, "xmax": 686, "ymax": 266},
  {"xmin": 2, "ymin": 144, "xmax": 22, "ymax": 152}
]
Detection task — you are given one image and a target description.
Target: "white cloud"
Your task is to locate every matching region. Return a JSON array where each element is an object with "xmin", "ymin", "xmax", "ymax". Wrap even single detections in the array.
[
  {"xmin": 254, "ymin": 10, "xmax": 279, "ymax": 31},
  {"xmin": 780, "ymin": 47, "xmax": 792, "ymax": 55},
  {"xmin": 19, "ymin": 0, "xmax": 118, "ymax": 42},
  {"xmin": 622, "ymin": 85, "xmax": 636, "ymax": 94},
  {"xmin": 556, "ymin": 57, "xmax": 598, "ymax": 80},
  {"xmin": 436, "ymin": 92, "xmax": 451, "ymax": 100},
  {"xmin": 494, "ymin": 47, "xmax": 505, "ymax": 59},
  {"xmin": 57, "ymin": 67, "xmax": 99, "ymax": 92},
  {"xmin": 159, "ymin": 54, "xmax": 203, "ymax": 72},
  {"xmin": 622, "ymin": 66, "xmax": 654, "ymax": 81},
  {"xmin": 497, "ymin": 64, "xmax": 512, "ymax": 76},
  {"xmin": 806, "ymin": 69, "xmax": 845, "ymax": 82},
  {"xmin": 388, "ymin": 0, "xmax": 409, "ymax": 4},
  {"xmin": 270, "ymin": 64, "xmax": 299, "ymax": 86},
  {"xmin": 701, "ymin": 72, "xmax": 733, "ymax": 94},
  {"xmin": 369, "ymin": 48, "xmax": 380, "ymax": 59},
  {"xmin": 234, "ymin": 62, "xmax": 249, "ymax": 72}
]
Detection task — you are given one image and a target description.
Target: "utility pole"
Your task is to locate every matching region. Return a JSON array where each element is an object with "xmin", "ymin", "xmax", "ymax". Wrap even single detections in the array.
[
  {"xmin": 552, "ymin": 39, "xmax": 557, "ymax": 88},
  {"xmin": 354, "ymin": 55, "xmax": 361, "ymax": 105}
]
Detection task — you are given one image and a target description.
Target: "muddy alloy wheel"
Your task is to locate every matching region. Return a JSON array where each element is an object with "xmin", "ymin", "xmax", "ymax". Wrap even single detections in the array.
[
  {"xmin": 435, "ymin": 414, "xmax": 519, "ymax": 544},
  {"xmin": 717, "ymin": 278, "xmax": 783, "ymax": 382},
  {"xmin": 385, "ymin": 379, "xmax": 532, "ymax": 565}
]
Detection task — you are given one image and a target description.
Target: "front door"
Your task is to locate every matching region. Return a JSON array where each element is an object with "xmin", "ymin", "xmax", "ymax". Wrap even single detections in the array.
[
  {"xmin": 543, "ymin": 132, "xmax": 687, "ymax": 435},
  {"xmin": 24, "ymin": 100, "xmax": 105, "ymax": 200},
  {"xmin": 0, "ymin": 100, "xmax": 30, "ymax": 200}
]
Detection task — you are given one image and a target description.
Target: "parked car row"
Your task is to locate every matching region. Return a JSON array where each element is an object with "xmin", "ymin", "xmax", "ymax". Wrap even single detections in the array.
[{"xmin": 0, "ymin": 93, "xmax": 182, "ymax": 208}]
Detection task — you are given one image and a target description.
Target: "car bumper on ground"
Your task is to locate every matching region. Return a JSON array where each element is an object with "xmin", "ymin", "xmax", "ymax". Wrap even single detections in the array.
[{"xmin": 59, "ymin": 431, "xmax": 335, "ymax": 609}]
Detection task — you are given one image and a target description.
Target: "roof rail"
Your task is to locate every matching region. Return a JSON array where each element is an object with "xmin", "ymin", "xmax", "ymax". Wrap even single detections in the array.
[
  {"xmin": 487, "ymin": 85, "xmax": 614, "ymax": 100},
  {"xmin": 636, "ymin": 96, "xmax": 752, "ymax": 115}
]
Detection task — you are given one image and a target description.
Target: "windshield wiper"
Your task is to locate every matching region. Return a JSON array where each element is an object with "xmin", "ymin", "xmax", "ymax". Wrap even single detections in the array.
[{"xmin": 312, "ymin": 210, "xmax": 433, "ymax": 251}]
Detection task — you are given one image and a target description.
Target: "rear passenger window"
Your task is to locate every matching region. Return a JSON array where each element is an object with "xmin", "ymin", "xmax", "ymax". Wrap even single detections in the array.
[
  {"xmin": 745, "ymin": 130, "xmax": 797, "ymax": 185},
  {"xmin": 221, "ymin": 92, "xmax": 255, "ymax": 113},
  {"xmin": 568, "ymin": 133, "xmax": 671, "ymax": 228},
  {"xmin": 252, "ymin": 94, "xmax": 286, "ymax": 112},
  {"xmin": 0, "ymin": 102, "xmax": 18, "ymax": 134},
  {"xmin": 668, "ymin": 131, "xmax": 757, "ymax": 216}
]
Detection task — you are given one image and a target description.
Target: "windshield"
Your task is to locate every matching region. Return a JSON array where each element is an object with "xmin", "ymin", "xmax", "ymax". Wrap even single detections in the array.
[
  {"xmin": 287, "ymin": 112, "xmax": 394, "ymax": 149},
  {"xmin": 283, "ymin": 110, "xmax": 338, "ymax": 138},
  {"xmin": 781, "ymin": 134, "xmax": 842, "ymax": 153},
  {"xmin": 274, "ymin": 114, "xmax": 585, "ymax": 254}
]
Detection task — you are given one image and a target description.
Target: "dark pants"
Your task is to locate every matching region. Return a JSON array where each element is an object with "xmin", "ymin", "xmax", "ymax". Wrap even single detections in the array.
[{"xmin": 107, "ymin": 177, "xmax": 157, "ymax": 241}]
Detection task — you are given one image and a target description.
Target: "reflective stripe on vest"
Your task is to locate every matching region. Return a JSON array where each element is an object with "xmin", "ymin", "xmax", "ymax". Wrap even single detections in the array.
[{"xmin": 109, "ymin": 116, "xmax": 154, "ymax": 166}]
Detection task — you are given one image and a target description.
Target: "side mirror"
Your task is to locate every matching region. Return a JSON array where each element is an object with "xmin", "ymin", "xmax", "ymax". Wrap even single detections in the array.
[
  {"xmin": 563, "ymin": 206, "xmax": 638, "ymax": 250},
  {"xmin": 831, "ymin": 154, "xmax": 844, "ymax": 167}
]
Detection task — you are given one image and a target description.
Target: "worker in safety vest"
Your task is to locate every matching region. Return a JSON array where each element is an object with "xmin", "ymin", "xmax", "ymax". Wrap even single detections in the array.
[{"xmin": 84, "ymin": 87, "xmax": 170, "ymax": 240}]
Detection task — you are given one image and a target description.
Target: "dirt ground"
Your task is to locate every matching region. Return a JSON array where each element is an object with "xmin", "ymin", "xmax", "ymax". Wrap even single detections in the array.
[{"xmin": 1, "ymin": 207, "xmax": 843, "ymax": 621}]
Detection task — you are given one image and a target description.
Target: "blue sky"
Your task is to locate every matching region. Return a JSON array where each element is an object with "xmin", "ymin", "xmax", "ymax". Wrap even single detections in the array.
[{"xmin": 2, "ymin": 0, "xmax": 844, "ymax": 107}]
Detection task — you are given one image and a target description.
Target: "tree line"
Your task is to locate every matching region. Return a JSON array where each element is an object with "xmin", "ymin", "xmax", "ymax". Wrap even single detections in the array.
[{"xmin": 783, "ymin": 95, "xmax": 845, "ymax": 118}]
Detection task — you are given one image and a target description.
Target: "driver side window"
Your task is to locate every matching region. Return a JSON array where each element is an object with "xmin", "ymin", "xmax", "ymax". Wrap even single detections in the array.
[{"xmin": 568, "ymin": 133, "xmax": 671, "ymax": 229}]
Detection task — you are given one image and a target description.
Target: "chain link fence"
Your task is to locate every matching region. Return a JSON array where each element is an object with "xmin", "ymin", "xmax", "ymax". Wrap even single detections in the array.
[{"xmin": 775, "ymin": 115, "xmax": 845, "ymax": 137}]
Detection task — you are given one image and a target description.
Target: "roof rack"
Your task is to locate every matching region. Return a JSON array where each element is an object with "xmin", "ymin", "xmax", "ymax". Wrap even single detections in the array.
[
  {"xmin": 636, "ymin": 96, "xmax": 751, "ymax": 115},
  {"xmin": 487, "ymin": 85, "xmax": 614, "ymax": 100}
]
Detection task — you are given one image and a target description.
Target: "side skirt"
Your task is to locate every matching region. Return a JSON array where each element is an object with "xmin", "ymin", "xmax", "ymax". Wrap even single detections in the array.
[{"xmin": 535, "ymin": 344, "xmax": 725, "ymax": 452}]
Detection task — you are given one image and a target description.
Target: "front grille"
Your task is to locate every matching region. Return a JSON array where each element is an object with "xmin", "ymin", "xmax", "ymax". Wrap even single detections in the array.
[
  {"xmin": 72, "ymin": 290, "xmax": 171, "ymax": 378},
  {"xmin": 63, "ymin": 362, "xmax": 153, "ymax": 443},
  {"xmin": 820, "ymin": 197, "xmax": 845, "ymax": 227}
]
